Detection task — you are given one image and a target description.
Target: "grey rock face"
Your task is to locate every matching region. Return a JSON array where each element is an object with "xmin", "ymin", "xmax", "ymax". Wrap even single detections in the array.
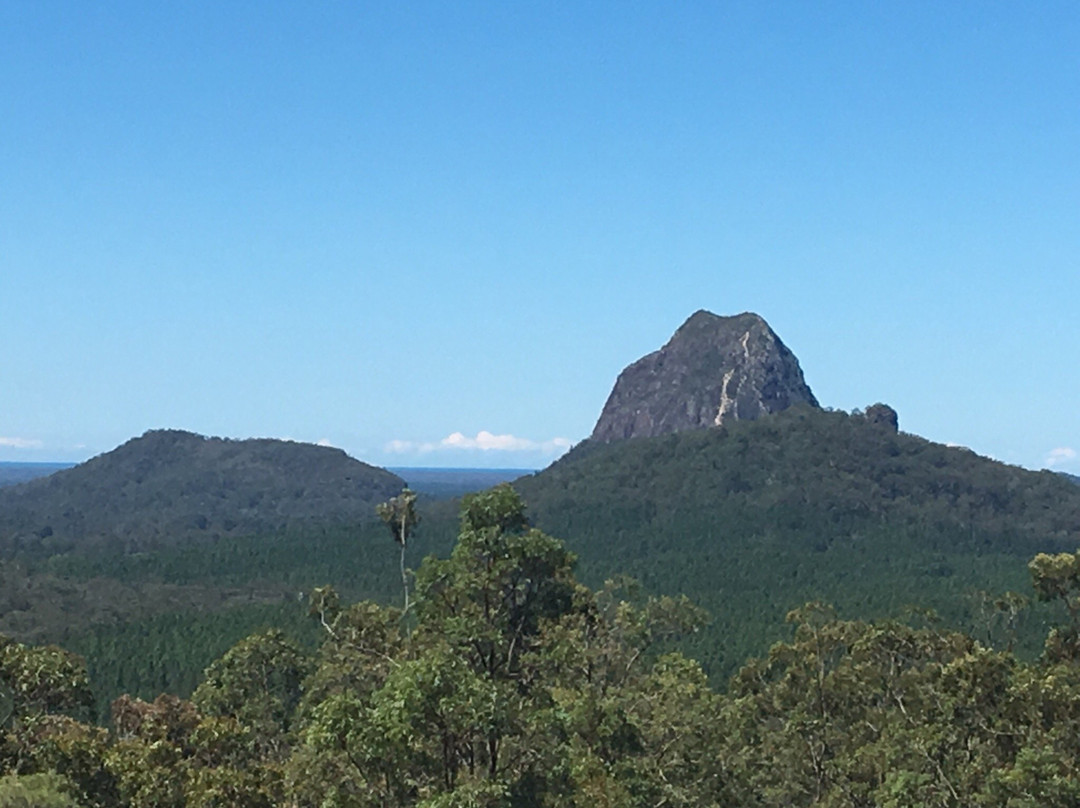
[
  {"xmin": 864, "ymin": 403, "xmax": 899, "ymax": 432},
  {"xmin": 590, "ymin": 310, "xmax": 819, "ymax": 442}
]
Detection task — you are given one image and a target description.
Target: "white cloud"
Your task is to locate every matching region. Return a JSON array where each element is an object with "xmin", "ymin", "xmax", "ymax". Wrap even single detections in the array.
[
  {"xmin": 0, "ymin": 436, "xmax": 43, "ymax": 449},
  {"xmin": 442, "ymin": 431, "xmax": 534, "ymax": 451},
  {"xmin": 316, "ymin": 438, "xmax": 333, "ymax": 447},
  {"xmin": 385, "ymin": 431, "xmax": 572, "ymax": 456},
  {"xmin": 1046, "ymin": 447, "xmax": 1078, "ymax": 468}
]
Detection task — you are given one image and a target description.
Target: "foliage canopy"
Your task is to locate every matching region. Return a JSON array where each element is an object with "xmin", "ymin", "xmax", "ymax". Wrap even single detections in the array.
[{"xmin": 4, "ymin": 486, "xmax": 1080, "ymax": 806}]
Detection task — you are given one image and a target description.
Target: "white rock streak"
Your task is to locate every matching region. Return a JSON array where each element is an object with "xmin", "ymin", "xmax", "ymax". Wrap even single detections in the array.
[
  {"xmin": 714, "ymin": 369, "xmax": 736, "ymax": 426},
  {"xmin": 714, "ymin": 331, "xmax": 753, "ymax": 426}
]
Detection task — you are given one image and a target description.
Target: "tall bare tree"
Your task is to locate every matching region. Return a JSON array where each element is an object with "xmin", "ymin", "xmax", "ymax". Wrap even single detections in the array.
[{"xmin": 376, "ymin": 488, "xmax": 419, "ymax": 613}]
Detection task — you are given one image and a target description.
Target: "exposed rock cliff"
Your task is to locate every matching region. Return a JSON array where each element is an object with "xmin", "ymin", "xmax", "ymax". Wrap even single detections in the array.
[
  {"xmin": 863, "ymin": 403, "xmax": 900, "ymax": 432},
  {"xmin": 590, "ymin": 310, "xmax": 818, "ymax": 442}
]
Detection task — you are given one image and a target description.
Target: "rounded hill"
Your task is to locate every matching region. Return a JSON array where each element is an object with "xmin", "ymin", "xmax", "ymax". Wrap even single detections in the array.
[{"xmin": 0, "ymin": 430, "xmax": 405, "ymax": 553}]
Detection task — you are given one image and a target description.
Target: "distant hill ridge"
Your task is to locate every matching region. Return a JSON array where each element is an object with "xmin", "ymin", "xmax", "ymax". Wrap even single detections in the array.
[
  {"xmin": 591, "ymin": 310, "xmax": 818, "ymax": 442},
  {"xmin": 0, "ymin": 462, "xmax": 74, "ymax": 488},
  {"xmin": 0, "ymin": 429, "xmax": 404, "ymax": 553},
  {"xmin": 526, "ymin": 407, "xmax": 1080, "ymax": 559}
]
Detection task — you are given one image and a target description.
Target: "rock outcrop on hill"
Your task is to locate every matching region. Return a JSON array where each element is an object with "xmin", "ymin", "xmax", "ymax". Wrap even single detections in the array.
[
  {"xmin": 590, "ymin": 310, "xmax": 819, "ymax": 442},
  {"xmin": 0, "ymin": 430, "xmax": 405, "ymax": 551},
  {"xmin": 864, "ymin": 403, "xmax": 900, "ymax": 432}
]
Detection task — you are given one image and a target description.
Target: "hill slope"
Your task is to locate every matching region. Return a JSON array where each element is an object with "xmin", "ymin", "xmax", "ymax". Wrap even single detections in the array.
[
  {"xmin": 0, "ymin": 430, "xmax": 405, "ymax": 554},
  {"xmin": 516, "ymin": 406, "xmax": 1080, "ymax": 675}
]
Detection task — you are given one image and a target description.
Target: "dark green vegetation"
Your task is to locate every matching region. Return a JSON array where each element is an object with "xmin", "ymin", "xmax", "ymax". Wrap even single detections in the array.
[
  {"xmin": 3, "ymin": 409, "xmax": 1080, "ymax": 720},
  {"xmin": 0, "ymin": 462, "xmax": 73, "ymax": 488},
  {"xmin": 0, "ymin": 431, "xmax": 410, "ymax": 715},
  {"xmin": 0, "ymin": 520, "xmax": 456, "ymax": 720},
  {"xmin": 516, "ymin": 406, "xmax": 1080, "ymax": 678},
  {"xmin": 6, "ymin": 488, "xmax": 1080, "ymax": 807},
  {"xmin": 0, "ymin": 430, "xmax": 404, "ymax": 555}
]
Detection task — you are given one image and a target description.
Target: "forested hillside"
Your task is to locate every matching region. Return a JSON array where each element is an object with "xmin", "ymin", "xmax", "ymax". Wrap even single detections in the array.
[
  {"xmin": 0, "ymin": 430, "xmax": 404, "ymax": 554},
  {"xmin": 5, "ymin": 487, "xmax": 1080, "ymax": 807},
  {"xmin": 515, "ymin": 406, "xmax": 1080, "ymax": 676},
  {"xmin": 3, "ymin": 410, "xmax": 1078, "ymax": 722}
]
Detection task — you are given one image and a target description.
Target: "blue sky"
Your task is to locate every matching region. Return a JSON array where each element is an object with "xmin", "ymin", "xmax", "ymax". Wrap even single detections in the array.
[{"xmin": 2, "ymin": 2, "xmax": 1077, "ymax": 472}]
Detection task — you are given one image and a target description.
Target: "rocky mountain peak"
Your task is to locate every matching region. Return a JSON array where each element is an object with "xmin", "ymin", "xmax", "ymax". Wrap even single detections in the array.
[{"xmin": 590, "ymin": 310, "xmax": 819, "ymax": 442}]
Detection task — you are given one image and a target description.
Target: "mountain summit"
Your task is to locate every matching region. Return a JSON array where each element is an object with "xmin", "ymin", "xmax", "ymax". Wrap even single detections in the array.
[{"xmin": 591, "ymin": 310, "xmax": 819, "ymax": 442}]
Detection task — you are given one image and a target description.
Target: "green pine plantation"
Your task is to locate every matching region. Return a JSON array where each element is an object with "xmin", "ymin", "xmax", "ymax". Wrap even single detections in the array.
[
  {"xmin": 6, "ymin": 485, "xmax": 1080, "ymax": 806},
  {"xmin": 3, "ymin": 406, "xmax": 1078, "ymax": 716}
]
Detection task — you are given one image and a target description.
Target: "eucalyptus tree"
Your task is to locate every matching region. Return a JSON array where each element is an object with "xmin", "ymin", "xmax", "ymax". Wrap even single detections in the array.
[
  {"xmin": 289, "ymin": 485, "xmax": 717, "ymax": 807},
  {"xmin": 377, "ymin": 488, "xmax": 420, "ymax": 614}
]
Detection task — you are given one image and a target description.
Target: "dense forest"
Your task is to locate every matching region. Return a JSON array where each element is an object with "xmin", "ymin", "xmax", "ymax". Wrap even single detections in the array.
[
  {"xmin": 518, "ymin": 406, "xmax": 1080, "ymax": 674},
  {"xmin": 3, "ymin": 407, "xmax": 1080, "ymax": 719},
  {"xmin": 0, "ymin": 519, "xmax": 450, "ymax": 720},
  {"xmin": 4, "ymin": 486, "xmax": 1080, "ymax": 807},
  {"xmin": 0, "ymin": 430, "xmax": 404, "ymax": 554}
]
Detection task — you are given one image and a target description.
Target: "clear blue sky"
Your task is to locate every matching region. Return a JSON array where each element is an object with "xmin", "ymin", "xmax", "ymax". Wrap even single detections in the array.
[{"xmin": 2, "ymin": 2, "xmax": 1077, "ymax": 472}]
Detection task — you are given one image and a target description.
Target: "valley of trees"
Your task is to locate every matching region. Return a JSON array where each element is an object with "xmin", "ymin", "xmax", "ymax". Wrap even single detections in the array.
[{"xmin": 5, "ymin": 486, "xmax": 1080, "ymax": 806}]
